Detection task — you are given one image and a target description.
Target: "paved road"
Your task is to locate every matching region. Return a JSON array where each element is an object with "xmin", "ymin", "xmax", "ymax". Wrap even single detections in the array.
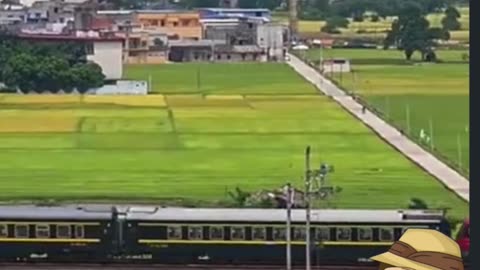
[{"xmin": 287, "ymin": 53, "xmax": 469, "ymax": 202}]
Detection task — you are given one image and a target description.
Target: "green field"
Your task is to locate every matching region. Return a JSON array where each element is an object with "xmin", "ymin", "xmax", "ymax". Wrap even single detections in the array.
[
  {"xmin": 0, "ymin": 63, "xmax": 467, "ymax": 219},
  {"xmin": 304, "ymin": 49, "xmax": 469, "ymax": 174}
]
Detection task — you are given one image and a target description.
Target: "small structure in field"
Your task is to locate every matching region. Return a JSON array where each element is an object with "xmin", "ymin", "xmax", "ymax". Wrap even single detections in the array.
[{"xmin": 322, "ymin": 58, "xmax": 351, "ymax": 73}]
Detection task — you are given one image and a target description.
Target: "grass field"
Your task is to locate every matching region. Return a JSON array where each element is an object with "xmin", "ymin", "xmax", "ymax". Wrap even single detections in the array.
[
  {"xmin": 0, "ymin": 63, "xmax": 468, "ymax": 220},
  {"xmin": 303, "ymin": 49, "xmax": 469, "ymax": 174}
]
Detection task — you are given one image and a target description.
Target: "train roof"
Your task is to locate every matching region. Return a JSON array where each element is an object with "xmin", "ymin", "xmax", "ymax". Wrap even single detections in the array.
[
  {"xmin": 125, "ymin": 208, "xmax": 446, "ymax": 224},
  {"xmin": 0, "ymin": 205, "xmax": 113, "ymax": 220}
]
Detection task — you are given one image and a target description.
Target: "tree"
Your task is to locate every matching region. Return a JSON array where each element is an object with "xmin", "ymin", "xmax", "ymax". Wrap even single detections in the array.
[
  {"xmin": 384, "ymin": 3, "xmax": 448, "ymax": 61},
  {"xmin": 70, "ymin": 62, "xmax": 105, "ymax": 93},
  {"xmin": 441, "ymin": 6, "xmax": 461, "ymax": 31},
  {"xmin": 0, "ymin": 34, "xmax": 105, "ymax": 93},
  {"xmin": 321, "ymin": 16, "xmax": 349, "ymax": 33}
]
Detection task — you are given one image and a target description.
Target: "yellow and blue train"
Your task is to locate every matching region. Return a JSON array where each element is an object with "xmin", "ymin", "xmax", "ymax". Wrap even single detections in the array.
[{"xmin": 0, "ymin": 205, "xmax": 451, "ymax": 266}]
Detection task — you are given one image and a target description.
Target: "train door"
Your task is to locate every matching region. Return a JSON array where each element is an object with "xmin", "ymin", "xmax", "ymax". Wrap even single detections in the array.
[{"xmin": 111, "ymin": 208, "xmax": 127, "ymax": 257}]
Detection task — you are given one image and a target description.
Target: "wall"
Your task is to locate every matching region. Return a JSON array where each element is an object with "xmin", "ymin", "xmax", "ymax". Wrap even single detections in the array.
[
  {"xmin": 257, "ymin": 24, "xmax": 285, "ymax": 60},
  {"xmin": 87, "ymin": 80, "xmax": 148, "ymax": 95},
  {"xmin": 136, "ymin": 12, "xmax": 203, "ymax": 40},
  {"xmin": 87, "ymin": 41, "xmax": 123, "ymax": 80}
]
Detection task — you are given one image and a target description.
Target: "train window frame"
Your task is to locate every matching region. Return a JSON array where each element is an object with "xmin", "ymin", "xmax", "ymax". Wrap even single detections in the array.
[
  {"xmin": 379, "ymin": 227, "xmax": 394, "ymax": 242},
  {"xmin": 273, "ymin": 227, "xmax": 286, "ymax": 241},
  {"xmin": 35, "ymin": 224, "xmax": 50, "ymax": 238},
  {"xmin": 336, "ymin": 227, "xmax": 352, "ymax": 241},
  {"xmin": 0, "ymin": 224, "xmax": 7, "ymax": 237},
  {"xmin": 315, "ymin": 227, "xmax": 330, "ymax": 242},
  {"xmin": 166, "ymin": 226, "xmax": 182, "ymax": 240},
  {"xmin": 357, "ymin": 227, "xmax": 373, "ymax": 241},
  {"xmin": 74, "ymin": 225, "xmax": 85, "ymax": 239},
  {"xmin": 188, "ymin": 226, "xmax": 203, "ymax": 240},
  {"xmin": 230, "ymin": 226, "xmax": 245, "ymax": 241},
  {"xmin": 209, "ymin": 226, "xmax": 224, "ymax": 240},
  {"xmin": 251, "ymin": 226, "xmax": 266, "ymax": 241},
  {"xmin": 14, "ymin": 224, "xmax": 29, "ymax": 238},
  {"xmin": 56, "ymin": 224, "xmax": 71, "ymax": 238},
  {"xmin": 293, "ymin": 226, "xmax": 306, "ymax": 241}
]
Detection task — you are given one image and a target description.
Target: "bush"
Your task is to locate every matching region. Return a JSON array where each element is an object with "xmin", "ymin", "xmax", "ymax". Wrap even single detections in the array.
[
  {"xmin": 408, "ymin": 198, "xmax": 429, "ymax": 209},
  {"xmin": 353, "ymin": 14, "xmax": 364, "ymax": 22},
  {"xmin": 371, "ymin": 14, "xmax": 380, "ymax": 22}
]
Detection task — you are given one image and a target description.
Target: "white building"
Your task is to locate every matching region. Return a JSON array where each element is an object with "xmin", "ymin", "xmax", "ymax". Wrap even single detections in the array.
[
  {"xmin": 257, "ymin": 24, "xmax": 286, "ymax": 61},
  {"xmin": 86, "ymin": 39, "xmax": 123, "ymax": 80}
]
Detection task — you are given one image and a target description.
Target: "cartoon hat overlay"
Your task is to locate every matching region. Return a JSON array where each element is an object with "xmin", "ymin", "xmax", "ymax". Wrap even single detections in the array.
[{"xmin": 371, "ymin": 229, "xmax": 464, "ymax": 270}]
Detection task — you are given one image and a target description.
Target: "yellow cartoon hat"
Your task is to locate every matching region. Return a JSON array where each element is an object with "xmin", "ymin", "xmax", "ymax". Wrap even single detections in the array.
[{"xmin": 371, "ymin": 229, "xmax": 464, "ymax": 270}]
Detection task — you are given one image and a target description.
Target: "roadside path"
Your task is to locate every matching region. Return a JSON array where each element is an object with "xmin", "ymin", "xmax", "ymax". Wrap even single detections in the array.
[{"xmin": 287, "ymin": 53, "xmax": 469, "ymax": 202}]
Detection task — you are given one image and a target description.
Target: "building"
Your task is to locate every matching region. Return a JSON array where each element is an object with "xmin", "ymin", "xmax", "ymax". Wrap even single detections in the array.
[
  {"xmin": 0, "ymin": 4, "xmax": 26, "ymax": 26},
  {"xmin": 219, "ymin": 0, "xmax": 238, "ymax": 8},
  {"xmin": 168, "ymin": 40, "xmax": 266, "ymax": 63},
  {"xmin": 198, "ymin": 8, "xmax": 271, "ymax": 22},
  {"xmin": 257, "ymin": 24, "xmax": 286, "ymax": 61},
  {"xmin": 135, "ymin": 10, "xmax": 202, "ymax": 40},
  {"xmin": 21, "ymin": 0, "xmax": 96, "ymax": 26},
  {"xmin": 17, "ymin": 33, "xmax": 124, "ymax": 80},
  {"xmin": 322, "ymin": 59, "xmax": 351, "ymax": 73}
]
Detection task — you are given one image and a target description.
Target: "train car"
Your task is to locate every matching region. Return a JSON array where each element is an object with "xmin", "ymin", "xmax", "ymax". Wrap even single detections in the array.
[
  {"xmin": 124, "ymin": 208, "xmax": 451, "ymax": 266},
  {"xmin": 0, "ymin": 205, "xmax": 115, "ymax": 263},
  {"xmin": 456, "ymin": 218, "xmax": 470, "ymax": 261}
]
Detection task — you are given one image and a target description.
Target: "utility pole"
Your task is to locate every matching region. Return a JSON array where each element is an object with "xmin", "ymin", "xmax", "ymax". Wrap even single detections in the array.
[
  {"xmin": 305, "ymin": 146, "xmax": 312, "ymax": 270},
  {"xmin": 303, "ymin": 149, "xmax": 337, "ymax": 270},
  {"xmin": 286, "ymin": 183, "xmax": 293, "ymax": 270}
]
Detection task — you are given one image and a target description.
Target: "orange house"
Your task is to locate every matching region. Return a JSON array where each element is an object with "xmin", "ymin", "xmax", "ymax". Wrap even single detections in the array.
[{"xmin": 135, "ymin": 10, "xmax": 203, "ymax": 40}]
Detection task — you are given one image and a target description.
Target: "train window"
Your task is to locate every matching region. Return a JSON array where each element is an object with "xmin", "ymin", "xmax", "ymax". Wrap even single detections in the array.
[
  {"xmin": 188, "ymin": 226, "xmax": 203, "ymax": 240},
  {"xmin": 358, "ymin": 228, "xmax": 372, "ymax": 241},
  {"xmin": 74, "ymin": 225, "xmax": 85, "ymax": 239},
  {"xmin": 167, "ymin": 226, "xmax": 182, "ymax": 240},
  {"xmin": 35, "ymin": 224, "xmax": 50, "ymax": 238},
  {"xmin": 273, "ymin": 227, "xmax": 286, "ymax": 241},
  {"xmin": 379, "ymin": 228, "xmax": 394, "ymax": 241},
  {"xmin": 336, "ymin": 228, "xmax": 351, "ymax": 241},
  {"xmin": 56, "ymin": 225, "xmax": 71, "ymax": 238},
  {"xmin": 251, "ymin": 227, "xmax": 266, "ymax": 240},
  {"xmin": 0, "ymin": 224, "xmax": 7, "ymax": 237},
  {"xmin": 210, "ymin": 226, "xmax": 223, "ymax": 240},
  {"xmin": 293, "ymin": 227, "xmax": 306, "ymax": 241},
  {"xmin": 230, "ymin": 226, "xmax": 245, "ymax": 240},
  {"xmin": 315, "ymin": 227, "xmax": 330, "ymax": 241},
  {"xmin": 15, "ymin": 224, "xmax": 29, "ymax": 238}
]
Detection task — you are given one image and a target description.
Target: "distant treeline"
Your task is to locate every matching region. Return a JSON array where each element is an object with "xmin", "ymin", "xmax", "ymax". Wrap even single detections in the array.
[{"xmin": 0, "ymin": 34, "xmax": 104, "ymax": 93}]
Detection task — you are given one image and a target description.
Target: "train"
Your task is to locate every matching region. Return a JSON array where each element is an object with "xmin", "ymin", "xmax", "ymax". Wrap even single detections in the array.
[{"xmin": 0, "ymin": 205, "xmax": 454, "ymax": 266}]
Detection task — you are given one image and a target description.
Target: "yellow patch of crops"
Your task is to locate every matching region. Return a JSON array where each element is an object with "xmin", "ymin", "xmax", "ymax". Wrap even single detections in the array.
[
  {"xmin": 205, "ymin": 95, "xmax": 244, "ymax": 100},
  {"xmin": 1, "ymin": 95, "xmax": 81, "ymax": 104},
  {"xmin": 82, "ymin": 95, "xmax": 166, "ymax": 107},
  {"xmin": 0, "ymin": 117, "xmax": 78, "ymax": 133}
]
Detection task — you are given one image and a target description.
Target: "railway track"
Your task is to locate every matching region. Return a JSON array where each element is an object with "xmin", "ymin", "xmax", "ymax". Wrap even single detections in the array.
[{"xmin": 0, "ymin": 264, "xmax": 377, "ymax": 270}]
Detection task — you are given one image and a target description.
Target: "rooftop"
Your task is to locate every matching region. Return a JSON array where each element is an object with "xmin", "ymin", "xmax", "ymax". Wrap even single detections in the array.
[
  {"xmin": 17, "ymin": 33, "xmax": 124, "ymax": 42},
  {"xmin": 198, "ymin": 8, "xmax": 271, "ymax": 13}
]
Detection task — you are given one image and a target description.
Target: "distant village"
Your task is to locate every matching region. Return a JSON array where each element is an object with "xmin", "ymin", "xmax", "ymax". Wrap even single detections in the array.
[{"xmin": 0, "ymin": 0, "xmax": 288, "ymax": 82}]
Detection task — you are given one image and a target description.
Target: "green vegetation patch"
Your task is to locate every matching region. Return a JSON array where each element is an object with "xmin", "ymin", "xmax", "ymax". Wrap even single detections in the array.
[
  {"xmin": 304, "ymin": 48, "xmax": 469, "ymax": 173},
  {"xmin": 0, "ymin": 63, "xmax": 468, "ymax": 220}
]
